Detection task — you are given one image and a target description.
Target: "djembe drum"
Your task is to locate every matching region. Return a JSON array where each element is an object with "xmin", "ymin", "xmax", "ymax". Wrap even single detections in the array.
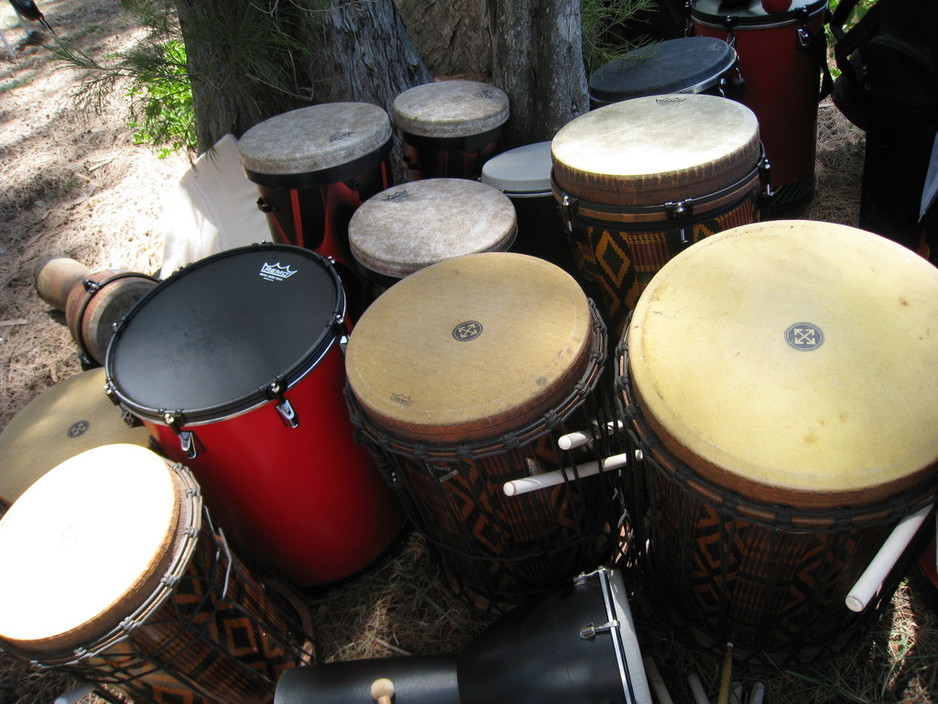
[
  {"xmin": 347, "ymin": 178, "xmax": 517, "ymax": 300},
  {"xmin": 0, "ymin": 368, "xmax": 153, "ymax": 515},
  {"xmin": 238, "ymin": 102, "xmax": 394, "ymax": 320},
  {"xmin": 391, "ymin": 80, "xmax": 509, "ymax": 181},
  {"xmin": 690, "ymin": 0, "xmax": 830, "ymax": 214},
  {"xmin": 345, "ymin": 253, "xmax": 625, "ymax": 611},
  {"xmin": 617, "ymin": 220, "xmax": 938, "ymax": 664},
  {"xmin": 588, "ymin": 36, "xmax": 743, "ymax": 108},
  {"xmin": 0, "ymin": 444, "xmax": 314, "ymax": 704},
  {"xmin": 105, "ymin": 244, "xmax": 404, "ymax": 587},
  {"xmin": 479, "ymin": 141, "xmax": 580, "ymax": 277},
  {"xmin": 551, "ymin": 93, "xmax": 767, "ymax": 338}
]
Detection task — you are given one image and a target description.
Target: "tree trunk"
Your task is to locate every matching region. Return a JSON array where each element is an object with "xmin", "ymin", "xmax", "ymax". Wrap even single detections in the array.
[{"xmin": 487, "ymin": 0, "xmax": 589, "ymax": 147}]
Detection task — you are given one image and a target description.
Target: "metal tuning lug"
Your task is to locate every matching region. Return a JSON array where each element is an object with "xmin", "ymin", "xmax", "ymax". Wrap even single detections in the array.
[
  {"xmin": 163, "ymin": 412, "xmax": 202, "ymax": 459},
  {"xmin": 267, "ymin": 380, "xmax": 300, "ymax": 429}
]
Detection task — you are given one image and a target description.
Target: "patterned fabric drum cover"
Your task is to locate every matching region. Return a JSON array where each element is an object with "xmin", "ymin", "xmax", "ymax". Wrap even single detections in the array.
[
  {"xmin": 0, "ymin": 368, "xmax": 153, "ymax": 514},
  {"xmin": 690, "ymin": 0, "xmax": 829, "ymax": 213},
  {"xmin": 238, "ymin": 102, "xmax": 394, "ymax": 320},
  {"xmin": 551, "ymin": 93, "xmax": 766, "ymax": 338},
  {"xmin": 479, "ymin": 141, "xmax": 580, "ymax": 276},
  {"xmin": 348, "ymin": 178, "xmax": 517, "ymax": 299},
  {"xmin": 105, "ymin": 244, "xmax": 404, "ymax": 587},
  {"xmin": 617, "ymin": 221, "xmax": 938, "ymax": 664},
  {"xmin": 588, "ymin": 36, "xmax": 742, "ymax": 108},
  {"xmin": 392, "ymin": 80, "xmax": 510, "ymax": 181},
  {"xmin": 345, "ymin": 253, "xmax": 624, "ymax": 611},
  {"xmin": 0, "ymin": 444, "xmax": 314, "ymax": 704}
]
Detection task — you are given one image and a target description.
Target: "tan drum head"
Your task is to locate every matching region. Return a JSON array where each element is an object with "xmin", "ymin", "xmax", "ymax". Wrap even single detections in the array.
[
  {"xmin": 551, "ymin": 93, "xmax": 760, "ymax": 206},
  {"xmin": 348, "ymin": 179, "xmax": 518, "ymax": 278},
  {"xmin": 0, "ymin": 444, "xmax": 185, "ymax": 652},
  {"xmin": 346, "ymin": 252, "xmax": 593, "ymax": 443},
  {"xmin": 0, "ymin": 368, "xmax": 153, "ymax": 506},
  {"xmin": 626, "ymin": 220, "xmax": 938, "ymax": 507},
  {"xmin": 238, "ymin": 102, "xmax": 392, "ymax": 175},
  {"xmin": 392, "ymin": 80, "xmax": 510, "ymax": 138}
]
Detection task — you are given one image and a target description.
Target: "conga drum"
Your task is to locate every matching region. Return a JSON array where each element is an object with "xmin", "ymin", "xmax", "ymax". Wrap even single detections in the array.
[
  {"xmin": 0, "ymin": 368, "xmax": 153, "ymax": 515},
  {"xmin": 0, "ymin": 444, "xmax": 314, "ymax": 704},
  {"xmin": 479, "ymin": 141, "xmax": 580, "ymax": 276},
  {"xmin": 345, "ymin": 252, "xmax": 625, "ymax": 611},
  {"xmin": 617, "ymin": 220, "xmax": 938, "ymax": 664},
  {"xmin": 276, "ymin": 568, "xmax": 652, "ymax": 704},
  {"xmin": 347, "ymin": 178, "xmax": 517, "ymax": 299},
  {"xmin": 105, "ymin": 244, "xmax": 404, "ymax": 587},
  {"xmin": 392, "ymin": 80, "xmax": 510, "ymax": 181},
  {"xmin": 588, "ymin": 36, "xmax": 743, "ymax": 108},
  {"xmin": 238, "ymin": 102, "xmax": 394, "ymax": 320},
  {"xmin": 690, "ymin": 0, "xmax": 830, "ymax": 214},
  {"xmin": 551, "ymin": 93, "xmax": 766, "ymax": 338}
]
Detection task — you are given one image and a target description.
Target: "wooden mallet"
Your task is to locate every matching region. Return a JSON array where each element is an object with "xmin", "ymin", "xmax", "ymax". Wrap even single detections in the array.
[{"xmin": 371, "ymin": 678, "xmax": 395, "ymax": 704}]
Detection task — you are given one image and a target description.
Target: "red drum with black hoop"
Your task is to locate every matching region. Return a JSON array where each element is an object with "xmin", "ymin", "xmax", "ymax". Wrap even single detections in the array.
[
  {"xmin": 690, "ymin": 0, "xmax": 829, "ymax": 214},
  {"xmin": 617, "ymin": 221, "xmax": 938, "ymax": 664},
  {"xmin": 551, "ymin": 93, "xmax": 767, "ymax": 339},
  {"xmin": 345, "ymin": 253, "xmax": 625, "ymax": 612},
  {"xmin": 588, "ymin": 36, "xmax": 743, "ymax": 108},
  {"xmin": 0, "ymin": 444, "xmax": 314, "ymax": 704},
  {"xmin": 105, "ymin": 244, "xmax": 404, "ymax": 587},
  {"xmin": 238, "ymin": 102, "xmax": 393, "ymax": 320},
  {"xmin": 392, "ymin": 80, "xmax": 509, "ymax": 181}
]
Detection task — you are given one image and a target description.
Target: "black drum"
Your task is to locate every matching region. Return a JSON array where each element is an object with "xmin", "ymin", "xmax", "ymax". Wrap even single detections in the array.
[{"xmin": 588, "ymin": 36, "xmax": 743, "ymax": 109}]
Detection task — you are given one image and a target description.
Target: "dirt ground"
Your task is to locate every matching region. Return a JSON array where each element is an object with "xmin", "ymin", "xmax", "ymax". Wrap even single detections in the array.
[{"xmin": 1, "ymin": 1, "xmax": 936, "ymax": 704}]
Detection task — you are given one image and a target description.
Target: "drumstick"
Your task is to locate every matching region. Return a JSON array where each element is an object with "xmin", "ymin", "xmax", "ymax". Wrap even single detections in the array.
[
  {"xmin": 54, "ymin": 683, "xmax": 95, "ymax": 704},
  {"xmin": 370, "ymin": 677, "xmax": 395, "ymax": 704},
  {"xmin": 846, "ymin": 503, "xmax": 933, "ymax": 612},
  {"xmin": 748, "ymin": 682, "xmax": 766, "ymax": 704},
  {"xmin": 558, "ymin": 420, "xmax": 624, "ymax": 450},
  {"xmin": 687, "ymin": 673, "xmax": 710, "ymax": 704},
  {"xmin": 642, "ymin": 655, "xmax": 674, "ymax": 704},
  {"xmin": 503, "ymin": 453, "xmax": 629, "ymax": 496},
  {"xmin": 716, "ymin": 643, "xmax": 733, "ymax": 704}
]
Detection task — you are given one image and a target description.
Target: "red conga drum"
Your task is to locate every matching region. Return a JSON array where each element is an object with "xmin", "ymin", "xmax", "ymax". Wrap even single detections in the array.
[
  {"xmin": 345, "ymin": 253, "xmax": 625, "ymax": 612},
  {"xmin": 551, "ymin": 93, "xmax": 767, "ymax": 338},
  {"xmin": 391, "ymin": 80, "xmax": 509, "ymax": 181},
  {"xmin": 105, "ymin": 244, "xmax": 404, "ymax": 587},
  {"xmin": 690, "ymin": 0, "xmax": 830, "ymax": 215},
  {"xmin": 0, "ymin": 444, "xmax": 314, "ymax": 704},
  {"xmin": 348, "ymin": 178, "xmax": 517, "ymax": 300},
  {"xmin": 238, "ymin": 102, "xmax": 394, "ymax": 320},
  {"xmin": 617, "ymin": 220, "xmax": 938, "ymax": 664}
]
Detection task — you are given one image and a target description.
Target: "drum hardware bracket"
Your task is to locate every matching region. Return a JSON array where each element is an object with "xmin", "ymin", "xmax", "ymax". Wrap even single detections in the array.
[
  {"xmin": 256, "ymin": 197, "xmax": 278, "ymax": 213},
  {"xmin": 265, "ymin": 379, "xmax": 300, "ymax": 429},
  {"xmin": 560, "ymin": 194, "xmax": 578, "ymax": 232},
  {"xmin": 164, "ymin": 412, "xmax": 203, "ymax": 459},
  {"xmin": 579, "ymin": 619, "xmax": 619, "ymax": 640}
]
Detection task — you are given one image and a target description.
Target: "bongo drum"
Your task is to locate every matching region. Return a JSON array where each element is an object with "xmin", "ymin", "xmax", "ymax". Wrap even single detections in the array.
[
  {"xmin": 276, "ymin": 568, "xmax": 652, "ymax": 704},
  {"xmin": 105, "ymin": 244, "xmax": 404, "ymax": 587},
  {"xmin": 617, "ymin": 221, "xmax": 938, "ymax": 663},
  {"xmin": 392, "ymin": 80, "xmax": 510, "ymax": 181},
  {"xmin": 347, "ymin": 178, "xmax": 517, "ymax": 299},
  {"xmin": 345, "ymin": 252, "xmax": 625, "ymax": 611},
  {"xmin": 690, "ymin": 0, "xmax": 829, "ymax": 214},
  {"xmin": 0, "ymin": 368, "xmax": 153, "ymax": 514},
  {"xmin": 551, "ymin": 93, "xmax": 766, "ymax": 338},
  {"xmin": 588, "ymin": 36, "xmax": 743, "ymax": 108},
  {"xmin": 0, "ymin": 444, "xmax": 314, "ymax": 704},
  {"xmin": 238, "ymin": 102, "xmax": 394, "ymax": 319},
  {"xmin": 479, "ymin": 141, "xmax": 579, "ymax": 276}
]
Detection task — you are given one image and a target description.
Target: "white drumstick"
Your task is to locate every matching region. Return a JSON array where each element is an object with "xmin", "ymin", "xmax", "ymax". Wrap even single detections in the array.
[
  {"xmin": 558, "ymin": 420, "xmax": 624, "ymax": 450},
  {"xmin": 54, "ymin": 684, "xmax": 95, "ymax": 704},
  {"xmin": 687, "ymin": 673, "xmax": 710, "ymax": 704},
  {"xmin": 642, "ymin": 656, "xmax": 674, "ymax": 704},
  {"xmin": 503, "ymin": 453, "xmax": 629, "ymax": 496},
  {"xmin": 846, "ymin": 503, "xmax": 933, "ymax": 613},
  {"xmin": 748, "ymin": 682, "xmax": 766, "ymax": 704}
]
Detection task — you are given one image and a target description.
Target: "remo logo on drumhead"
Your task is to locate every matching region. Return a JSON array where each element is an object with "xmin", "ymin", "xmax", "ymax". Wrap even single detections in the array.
[
  {"xmin": 259, "ymin": 262, "xmax": 298, "ymax": 282},
  {"xmin": 785, "ymin": 322, "xmax": 824, "ymax": 351},
  {"xmin": 453, "ymin": 321, "xmax": 483, "ymax": 341}
]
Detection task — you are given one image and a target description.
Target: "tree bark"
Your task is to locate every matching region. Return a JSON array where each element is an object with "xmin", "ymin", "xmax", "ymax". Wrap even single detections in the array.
[{"xmin": 487, "ymin": 0, "xmax": 589, "ymax": 147}]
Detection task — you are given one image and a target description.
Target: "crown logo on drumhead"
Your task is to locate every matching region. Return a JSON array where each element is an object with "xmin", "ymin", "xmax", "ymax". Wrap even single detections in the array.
[
  {"xmin": 260, "ymin": 262, "xmax": 298, "ymax": 282},
  {"xmin": 453, "ymin": 321, "xmax": 483, "ymax": 341},
  {"xmin": 785, "ymin": 322, "xmax": 824, "ymax": 351}
]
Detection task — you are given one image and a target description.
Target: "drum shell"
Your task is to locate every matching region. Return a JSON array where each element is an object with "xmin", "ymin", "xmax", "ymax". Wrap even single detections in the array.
[
  {"xmin": 691, "ymin": 1, "xmax": 828, "ymax": 211},
  {"xmin": 65, "ymin": 270, "xmax": 158, "ymax": 367},
  {"xmin": 247, "ymin": 144, "xmax": 392, "ymax": 321},
  {"xmin": 34, "ymin": 256, "xmax": 91, "ymax": 311},
  {"xmin": 399, "ymin": 128, "xmax": 503, "ymax": 181},
  {"xmin": 142, "ymin": 341, "xmax": 404, "ymax": 587}
]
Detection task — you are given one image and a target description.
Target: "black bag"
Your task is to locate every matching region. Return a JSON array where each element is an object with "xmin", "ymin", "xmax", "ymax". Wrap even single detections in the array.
[{"xmin": 830, "ymin": 0, "xmax": 938, "ymax": 255}]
